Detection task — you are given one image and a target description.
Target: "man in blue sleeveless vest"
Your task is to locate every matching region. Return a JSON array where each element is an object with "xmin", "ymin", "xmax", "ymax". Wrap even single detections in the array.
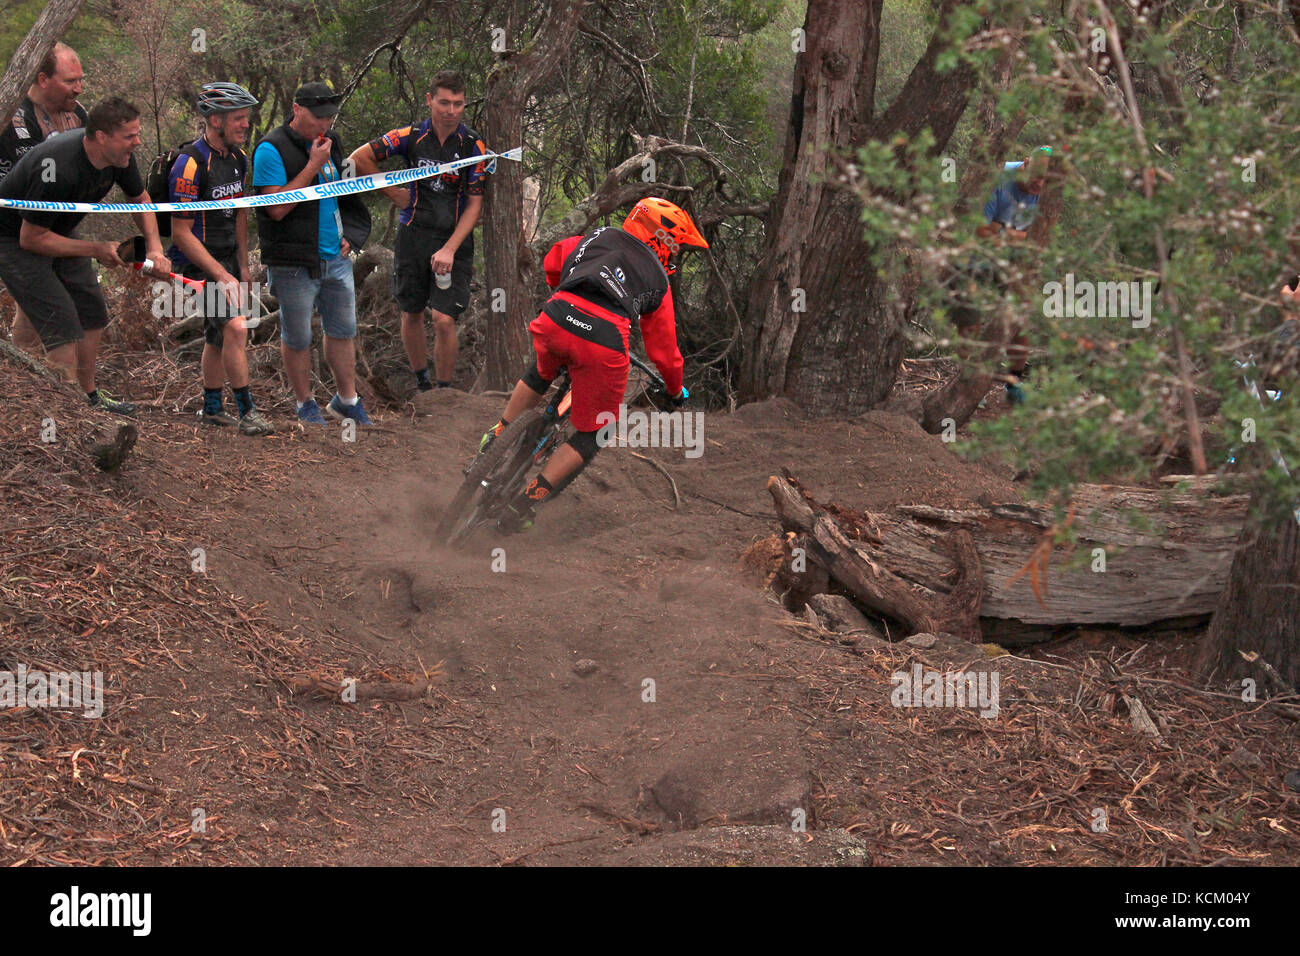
[{"xmin": 253, "ymin": 82, "xmax": 372, "ymax": 426}]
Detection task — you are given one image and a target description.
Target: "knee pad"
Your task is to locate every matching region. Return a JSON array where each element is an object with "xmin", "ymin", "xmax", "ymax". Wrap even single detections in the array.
[
  {"xmin": 522, "ymin": 365, "xmax": 552, "ymax": 395},
  {"xmin": 567, "ymin": 429, "xmax": 601, "ymax": 464}
]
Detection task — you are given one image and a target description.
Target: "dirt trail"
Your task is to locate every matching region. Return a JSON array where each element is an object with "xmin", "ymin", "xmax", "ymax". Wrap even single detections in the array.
[
  {"xmin": 3, "ymin": 358, "xmax": 1295, "ymax": 866},
  {"xmin": 127, "ymin": 387, "xmax": 1013, "ymax": 864}
]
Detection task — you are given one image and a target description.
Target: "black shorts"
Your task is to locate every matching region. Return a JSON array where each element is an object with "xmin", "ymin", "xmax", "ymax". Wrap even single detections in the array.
[
  {"xmin": 945, "ymin": 258, "xmax": 1010, "ymax": 331},
  {"xmin": 179, "ymin": 250, "xmax": 240, "ymax": 348},
  {"xmin": 392, "ymin": 224, "xmax": 472, "ymax": 317},
  {"xmin": 0, "ymin": 238, "xmax": 109, "ymax": 350}
]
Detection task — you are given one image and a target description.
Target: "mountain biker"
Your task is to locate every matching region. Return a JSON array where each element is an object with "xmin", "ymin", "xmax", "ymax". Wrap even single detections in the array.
[
  {"xmin": 168, "ymin": 82, "xmax": 274, "ymax": 436},
  {"xmin": 481, "ymin": 197, "xmax": 708, "ymax": 533}
]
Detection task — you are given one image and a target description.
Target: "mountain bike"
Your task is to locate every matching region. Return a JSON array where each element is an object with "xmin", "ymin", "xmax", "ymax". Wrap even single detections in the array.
[{"xmin": 436, "ymin": 352, "xmax": 667, "ymax": 547}]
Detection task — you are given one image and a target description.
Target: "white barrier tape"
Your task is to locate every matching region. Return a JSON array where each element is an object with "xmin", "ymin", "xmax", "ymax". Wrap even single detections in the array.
[{"xmin": 0, "ymin": 147, "xmax": 522, "ymax": 214}]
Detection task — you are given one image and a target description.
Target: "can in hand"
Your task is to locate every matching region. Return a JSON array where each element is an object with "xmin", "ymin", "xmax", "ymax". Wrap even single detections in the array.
[{"xmin": 435, "ymin": 271, "xmax": 452, "ymax": 290}]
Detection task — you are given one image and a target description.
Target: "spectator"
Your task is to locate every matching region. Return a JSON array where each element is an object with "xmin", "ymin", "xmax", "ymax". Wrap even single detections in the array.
[
  {"xmin": 349, "ymin": 70, "xmax": 487, "ymax": 392},
  {"xmin": 252, "ymin": 82, "xmax": 371, "ymax": 426},
  {"xmin": 166, "ymin": 82, "xmax": 273, "ymax": 435},
  {"xmin": 957, "ymin": 145, "xmax": 1054, "ymax": 404},
  {"xmin": 0, "ymin": 42, "xmax": 87, "ymax": 356},
  {"xmin": 0, "ymin": 97, "xmax": 168, "ymax": 413}
]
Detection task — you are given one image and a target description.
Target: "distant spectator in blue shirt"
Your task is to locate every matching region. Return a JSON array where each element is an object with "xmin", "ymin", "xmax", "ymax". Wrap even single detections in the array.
[
  {"xmin": 963, "ymin": 146, "xmax": 1054, "ymax": 403},
  {"xmin": 978, "ymin": 147, "xmax": 1052, "ymax": 240}
]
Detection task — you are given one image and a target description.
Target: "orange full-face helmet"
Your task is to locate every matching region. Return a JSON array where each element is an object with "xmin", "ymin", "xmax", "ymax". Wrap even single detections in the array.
[{"xmin": 622, "ymin": 197, "xmax": 709, "ymax": 274}]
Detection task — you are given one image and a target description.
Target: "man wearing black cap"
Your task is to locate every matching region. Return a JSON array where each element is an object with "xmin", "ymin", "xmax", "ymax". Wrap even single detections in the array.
[{"xmin": 252, "ymin": 82, "xmax": 371, "ymax": 426}]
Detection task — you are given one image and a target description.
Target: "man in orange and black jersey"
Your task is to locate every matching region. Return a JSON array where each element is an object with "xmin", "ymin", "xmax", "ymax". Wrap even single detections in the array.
[{"xmin": 349, "ymin": 70, "xmax": 487, "ymax": 392}]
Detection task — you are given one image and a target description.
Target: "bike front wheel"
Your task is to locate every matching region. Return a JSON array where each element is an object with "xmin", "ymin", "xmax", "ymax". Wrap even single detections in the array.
[{"xmin": 436, "ymin": 409, "xmax": 545, "ymax": 548}]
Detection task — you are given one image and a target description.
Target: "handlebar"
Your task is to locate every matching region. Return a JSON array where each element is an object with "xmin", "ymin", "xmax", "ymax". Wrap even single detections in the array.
[{"xmin": 629, "ymin": 351, "xmax": 665, "ymax": 390}]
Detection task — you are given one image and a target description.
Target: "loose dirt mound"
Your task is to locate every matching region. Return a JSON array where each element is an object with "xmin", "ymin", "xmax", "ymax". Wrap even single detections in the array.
[{"xmin": 1, "ymin": 352, "xmax": 1296, "ymax": 866}]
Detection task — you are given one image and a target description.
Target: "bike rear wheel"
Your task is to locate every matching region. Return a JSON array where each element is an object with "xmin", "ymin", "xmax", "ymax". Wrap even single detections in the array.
[{"xmin": 436, "ymin": 409, "xmax": 545, "ymax": 547}]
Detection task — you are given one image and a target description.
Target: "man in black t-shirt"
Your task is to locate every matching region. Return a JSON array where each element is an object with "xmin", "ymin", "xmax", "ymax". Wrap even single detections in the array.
[
  {"xmin": 348, "ymin": 69, "xmax": 487, "ymax": 392},
  {"xmin": 0, "ymin": 42, "xmax": 88, "ymax": 355},
  {"xmin": 0, "ymin": 97, "xmax": 169, "ymax": 414}
]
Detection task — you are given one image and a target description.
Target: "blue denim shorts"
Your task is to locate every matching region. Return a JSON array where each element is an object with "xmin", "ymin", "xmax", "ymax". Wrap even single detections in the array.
[{"xmin": 268, "ymin": 254, "xmax": 356, "ymax": 350}]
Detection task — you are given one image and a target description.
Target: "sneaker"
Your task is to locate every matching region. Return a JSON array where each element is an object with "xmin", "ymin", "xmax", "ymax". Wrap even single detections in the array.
[
  {"xmin": 238, "ymin": 409, "xmax": 275, "ymax": 436},
  {"xmin": 417, "ymin": 380, "xmax": 434, "ymax": 392},
  {"xmin": 326, "ymin": 394, "xmax": 373, "ymax": 425},
  {"xmin": 88, "ymin": 390, "xmax": 136, "ymax": 416},
  {"xmin": 1005, "ymin": 381, "xmax": 1025, "ymax": 405},
  {"xmin": 297, "ymin": 399, "xmax": 328, "ymax": 426},
  {"xmin": 198, "ymin": 407, "xmax": 238, "ymax": 427},
  {"xmin": 496, "ymin": 501, "xmax": 535, "ymax": 535}
]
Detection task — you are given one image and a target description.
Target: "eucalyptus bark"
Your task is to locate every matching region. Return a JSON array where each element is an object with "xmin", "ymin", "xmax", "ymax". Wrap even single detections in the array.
[
  {"xmin": 740, "ymin": 0, "xmax": 980, "ymax": 415},
  {"xmin": 479, "ymin": 0, "xmax": 586, "ymax": 391}
]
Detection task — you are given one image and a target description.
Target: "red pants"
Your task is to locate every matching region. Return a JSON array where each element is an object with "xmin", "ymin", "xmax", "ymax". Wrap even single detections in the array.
[{"xmin": 529, "ymin": 292, "xmax": 630, "ymax": 432}]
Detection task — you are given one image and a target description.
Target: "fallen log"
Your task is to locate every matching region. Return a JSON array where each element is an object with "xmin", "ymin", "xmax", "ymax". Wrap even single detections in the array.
[
  {"xmin": 770, "ymin": 476, "xmax": 983, "ymax": 641},
  {"xmin": 767, "ymin": 474, "xmax": 1249, "ymax": 634}
]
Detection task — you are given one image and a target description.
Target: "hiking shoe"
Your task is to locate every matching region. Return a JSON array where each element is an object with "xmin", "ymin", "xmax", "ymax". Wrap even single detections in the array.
[
  {"xmin": 238, "ymin": 409, "xmax": 275, "ymax": 436},
  {"xmin": 297, "ymin": 399, "xmax": 328, "ymax": 426},
  {"xmin": 495, "ymin": 501, "xmax": 535, "ymax": 535},
  {"xmin": 88, "ymin": 390, "xmax": 136, "ymax": 416},
  {"xmin": 1005, "ymin": 381, "xmax": 1025, "ymax": 405},
  {"xmin": 326, "ymin": 394, "xmax": 373, "ymax": 425},
  {"xmin": 199, "ymin": 407, "xmax": 238, "ymax": 427}
]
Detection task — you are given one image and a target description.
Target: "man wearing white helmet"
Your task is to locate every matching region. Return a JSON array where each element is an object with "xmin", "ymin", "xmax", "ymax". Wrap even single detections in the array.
[{"xmin": 165, "ymin": 82, "xmax": 273, "ymax": 435}]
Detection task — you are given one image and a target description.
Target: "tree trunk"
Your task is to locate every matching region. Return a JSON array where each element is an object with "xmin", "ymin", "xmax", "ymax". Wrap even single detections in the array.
[
  {"xmin": 955, "ymin": 49, "xmax": 1025, "ymax": 218},
  {"xmin": 478, "ymin": 0, "xmax": 586, "ymax": 392},
  {"xmin": 739, "ymin": 0, "xmax": 981, "ymax": 416},
  {"xmin": 767, "ymin": 474, "xmax": 1252, "ymax": 633},
  {"xmin": 1195, "ymin": 493, "xmax": 1300, "ymax": 691},
  {"xmin": 0, "ymin": 0, "xmax": 85, "ymax": 130}
]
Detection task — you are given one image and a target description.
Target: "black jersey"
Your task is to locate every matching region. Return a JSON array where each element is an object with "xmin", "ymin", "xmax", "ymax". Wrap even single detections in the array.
[
  {"xmin": 0, "ymin": 130, "xmax": 144, "ymax": 240},
  {"xmin": 366, "ymin": 119, "xmax": 487, "ymax": 234},
  {"xmin": 545, "ymin": 226, "xmax": 670, "ymax": 320},
  {"xmin": 0, "ymin": 96, "xmax": 88, "ymax": 183},
  {"xmin": 166, "ymin": 136, "xmax": 247, "ymax": 265}
]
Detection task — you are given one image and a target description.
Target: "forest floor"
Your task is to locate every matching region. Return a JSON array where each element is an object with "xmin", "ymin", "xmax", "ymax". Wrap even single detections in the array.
[{"xmin": 1, "ymin": 340, "xmax": 1297, "ymax": 867}]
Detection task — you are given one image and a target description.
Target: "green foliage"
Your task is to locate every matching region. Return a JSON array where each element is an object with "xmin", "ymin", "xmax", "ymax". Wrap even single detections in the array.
[{"xmin": 849, "ymin": 1, "xmax": 1300, "ymax": 523}]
